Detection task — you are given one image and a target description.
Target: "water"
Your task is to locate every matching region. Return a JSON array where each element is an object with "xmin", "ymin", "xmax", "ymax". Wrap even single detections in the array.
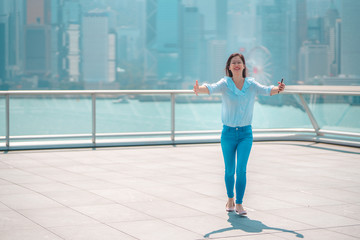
[{"xmin": 1, "ymin": 95, "xmax": 359, "ymax": 137}]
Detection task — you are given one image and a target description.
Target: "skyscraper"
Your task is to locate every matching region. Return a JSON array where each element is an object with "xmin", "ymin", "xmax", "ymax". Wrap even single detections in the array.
[
  {"xmin": 299, "ymin": 43, "xmax": 329, "ymax": 82},
  {"xmin": 156, "ymin": 0, "xmax": 180, "ymax": 83},
  {"xmin": 180, "ymin": 6, "xmax": 203, "ymax": 87},
  {"xmin": 144, "ymin": 0, "xmax": 157, "ymax": 87},
  {"xmin": 23, "ymin": 0, "xmax": 53, "ymax": 89},
  {"xmin": 341, "ymin": 0, "xmax": 360, "ymax": 76},
  {"xmin": 257, "ymin": 0, "xmax": 291, "ymax": 83},
  {"xmin": 61, "ymin": 0, "xmax": 82, "ymax": 82},
  {"xmin": 82, "ymin": 11, "xmax": 109, "ymax": 83}
]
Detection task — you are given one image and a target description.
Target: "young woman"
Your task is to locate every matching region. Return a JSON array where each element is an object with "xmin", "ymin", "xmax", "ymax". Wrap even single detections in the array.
[{"xmin": 193, "ymin": 53, "xmax": 285, "ymax": 215}]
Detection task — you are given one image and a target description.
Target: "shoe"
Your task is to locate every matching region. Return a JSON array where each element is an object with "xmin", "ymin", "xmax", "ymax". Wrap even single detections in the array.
[
  {"xmin": 235, "ymin": 209, "xmax": 247, "ymax": 216},
  {"xmin": 226, "ymin": 204, "xmax": 235, "ymax": 212}
]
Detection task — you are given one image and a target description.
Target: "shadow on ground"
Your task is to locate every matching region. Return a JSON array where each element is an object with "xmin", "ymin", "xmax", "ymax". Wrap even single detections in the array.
[{"xmin": 204, "ymin": 213, "xmax": 304, "ymax": 239}]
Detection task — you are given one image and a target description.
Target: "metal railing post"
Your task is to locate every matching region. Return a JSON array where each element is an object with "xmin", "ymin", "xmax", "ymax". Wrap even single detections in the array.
[
  {"xmin": 171, "ymin": 93, "xmax": 175, "ymax": 143},
  {"xmin": 5, "ymin": 94, "xmax": 9, "ymax": 148},
  {"xmin": 298, "ymin": 94, "xmax": 321, "ymax": 136},
  {"xmin": 92, "ymin": 94, "xmax": 96, "ymax": 146}
]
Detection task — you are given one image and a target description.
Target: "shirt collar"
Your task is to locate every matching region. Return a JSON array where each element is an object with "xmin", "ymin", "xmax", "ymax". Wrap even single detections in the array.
[{"xmin": 224, "ymin": 76, "xmax": 251, "ymax": 96}]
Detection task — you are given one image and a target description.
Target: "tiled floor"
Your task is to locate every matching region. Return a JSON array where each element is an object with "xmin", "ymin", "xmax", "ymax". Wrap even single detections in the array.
[{"xmin": 0, "ymin": 141, "xmax": 360, "ymax": 239}]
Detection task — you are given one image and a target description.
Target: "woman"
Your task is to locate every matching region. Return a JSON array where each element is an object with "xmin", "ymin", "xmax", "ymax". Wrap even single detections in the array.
[{"xmin": 193, "ymin": 53, "xmax": 285, "ymax": 216}]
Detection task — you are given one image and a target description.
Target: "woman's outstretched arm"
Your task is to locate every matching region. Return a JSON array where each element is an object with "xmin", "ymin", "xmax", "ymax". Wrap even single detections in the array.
[
  {"xmin": 270, "ymin": 81, "xmax": 285, "ymax": 96},
  {"xmin": 193, "ymin": 80, "xmax": 210, "ymax": 95}
]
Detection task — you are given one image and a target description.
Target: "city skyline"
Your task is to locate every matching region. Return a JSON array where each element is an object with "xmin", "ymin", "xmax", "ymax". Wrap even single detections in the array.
[{"xmin": 0, "ymin": 0, "xmax": 359, "ymax": 90}]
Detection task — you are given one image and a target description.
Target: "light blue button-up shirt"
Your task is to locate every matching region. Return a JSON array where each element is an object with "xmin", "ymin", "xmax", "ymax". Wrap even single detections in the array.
[{"xmin": 204, "ymin": 76, "xmax": 273, "ymax": 127}]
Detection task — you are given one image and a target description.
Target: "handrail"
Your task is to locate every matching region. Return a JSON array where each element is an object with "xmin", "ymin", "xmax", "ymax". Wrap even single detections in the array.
[
  {"xmin": 1, "ymin": 85, "xmax": 360, "ymax": 95},
  {"xmin": 1, "ymin": 85, "xmax": 359, "ymax": 150}
]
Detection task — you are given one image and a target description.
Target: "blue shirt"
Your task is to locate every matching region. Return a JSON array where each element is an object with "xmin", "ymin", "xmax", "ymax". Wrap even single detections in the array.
[{"xmin": 204, "ymin": 76, "xmax": 273, "ymax": 127}]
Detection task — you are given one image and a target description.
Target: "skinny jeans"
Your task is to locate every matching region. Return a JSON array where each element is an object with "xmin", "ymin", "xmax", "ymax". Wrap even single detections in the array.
[{"xmin": 220, "ymin": 125, "xmax": 253, "ymax": 204}]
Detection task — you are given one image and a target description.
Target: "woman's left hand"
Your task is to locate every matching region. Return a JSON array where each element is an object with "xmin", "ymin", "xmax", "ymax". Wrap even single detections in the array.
[{"xmin": 278, "ymin": 81, "xmax": 285, "ymax": 93}]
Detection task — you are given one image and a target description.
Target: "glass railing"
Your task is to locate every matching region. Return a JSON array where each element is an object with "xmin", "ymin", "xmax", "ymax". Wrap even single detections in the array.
[{"xmin": 0, "ymin": 86, "xmax": 359, "ymax": 150}]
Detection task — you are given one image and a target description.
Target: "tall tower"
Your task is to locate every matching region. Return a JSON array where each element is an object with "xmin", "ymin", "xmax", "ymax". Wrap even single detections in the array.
[
  {"xmin": 257, "ymin": 0, "xmax": 291, "ymax": 83},
  {"xmin": 61, "ymin": 0, "xmax": 82, "ymax": 83},
  {"xmin": 216, "ymin": 0, "xmax": 227, "ymax": 40},
  {"xmin": 82, "ymin": 11, "xmax": 109, "ymax": 84},
  {"xmin": 341, "ymin": 0, "xmax": 360, "ymax": 76},
  {"xmin": 24, "ymin": 0, "xmax": 52, "ymax": 84},
  {"xmin": 144, "ymin": 0, "xmax": 157, "ymax": 87},
  {"xmin": 180, "ymin": 6, "xmax": 203, "ymax": 87}
]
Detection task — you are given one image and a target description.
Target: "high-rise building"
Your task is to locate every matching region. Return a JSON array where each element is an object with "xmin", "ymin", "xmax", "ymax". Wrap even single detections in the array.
[
  {"xmin": 293, "ymin": 0, "xmax": 307, "ymax": 81},
  {"xmin": 0, "ymin": 1, "xmax": 9, "ymax": 84},
  {"xmin": 299, "ymin": 43, "xmax": 329, "ymax": 82},
  {"xmin": 156, "ymin": 0, "xmax": 180, "ymax": 83},
  {"xmin": 257, "ymin": 0, "xmax": 291, "ymax": 83},
  {"xmin": 324, "ymin": 3, "xmax": 339, "ymax": 76},
  {"xmin": 341, "ymin": 0, "xmax": 360, "ymax": 77},
  {"xmin": 82, "ymin": 11, "xmax": 109, "ymax": 83},
  {"xmin": 62, "ymin": 0, "xmax": 82, "ymax": 82},
  {"xmin": 144, "ymin": 0, "xmax": 157, "ymax": 87},
  {"xmin": 207, "ymin": 40, "xmax": 227, "ymax": 82},
  {"xmin": 0, "ymin": 0, "xmax": 25, "ymax": 88},
  {"xmin": 216, "ymin": 0, "xmax": 227, "ymax": 40},
  {"xmin": 180, "ymin": 6, "xmax": 203, "ymax": 87},
  {"xmin": 24, "ymin": 0, "xmax": 52, "ymax": 82}
]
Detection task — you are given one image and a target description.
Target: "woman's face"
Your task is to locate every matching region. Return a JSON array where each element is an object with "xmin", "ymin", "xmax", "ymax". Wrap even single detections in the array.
[{"xmin": 229, "ymin": 56, "xmax": 245, "ymax": 77}]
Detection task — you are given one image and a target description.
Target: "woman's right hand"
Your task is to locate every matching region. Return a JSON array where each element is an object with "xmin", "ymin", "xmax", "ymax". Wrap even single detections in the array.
[{"xmin": 193, "ymin": 80, "xmax": 200, "ymax": 96}]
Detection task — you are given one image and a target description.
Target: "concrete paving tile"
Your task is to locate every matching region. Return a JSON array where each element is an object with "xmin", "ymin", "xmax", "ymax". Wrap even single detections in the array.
[
  {"xmin": 306, "ymin": 188, "xmax": 360, "ymax": 204},
  {"xmin": 274, "ymin": 228, "xmax": 359, "ymax": 240},
  {"xmin": 0, "ymin": 210, "xmax": 40, "ymax": 231},
  {"xmin": 139, "ymin": 184, "xmax": 208, "ymax": 201},
  {"xmin": 329, "ymin": 225, "xmax": 360, "ymax": 239},
  {"xmin": 245, "ymin": 194, "xmax": 300, "ymax": 211},
  {"xmin": 148, "ymin": 174, "xmax": 199, "ymax": 185},
  {"xmin": 266, "ymin": 190, "xmax": 344, "ymax": 207},
  {"xmin": 0, "ymin": 169, "xmax": 51, "ymax": 184},
  {"xmin": 0, "ymin": 227, "xmax": 63, "ymax": 240},
  {"xmin": 180, "ymin": 182, "xmax": 226, "ymax": 198},
  {"xmin": 213, "ymin": 234, "xmax": 287, "ymax": 240},
  {"xmin": 21, "ymin": 182, "xmax": 80, "ymax": 193},
  {"xmin": 110, "ymin": 177, "xmax": 162, "ymax": 189},
  {"xmin": 1, "ymin": 159, "xmax": 48, "ymax": 168},
  {"xmin": 165, "ymin": 214, "xmax": 272, "ymax": 239},
  {"xmin": 344, "ymin": 186, "xmax": 360, "ymax": 194},
  {"xmin": 19, "ymin": 207, "xmax": 99, "ymax": 228},
  {"xmin": 57, "ymin": 165, "xmax": 107, "ymax": 173},
  {"xmin": 110, "ymin": 219, "xmax": 202, "ymax": 240},
  {"xmin": 66, "ymin": 179, "xmax": 121, "ymax": 190},
  {"xmin": 173, "ymin": 197, "xmax": 227, "ymax": 215},
  {"xmin": 45, "ymin": 172, "xmax": 95, "ymax": 182},
  {"xmin": 270, "ymin": 207, "xmax": 360, "ymax": 228},
  {"xmin": 123, "ymin": 200, "xmax": 204, "ymax": 219},
  {"xmin": 43, "ymin": 190, "xmax": 114, "ymax": 207},
  {"xmin": 73, "ymin": 204, "xmax": 154, "ymax": 222},
  {"xmin": 49, "ymin": 224, "xmax": 137, "ymax": 240},
  {"xmin": 314, "ymin": 204, "xmax": 360, "ymax": 221},
  {"xmin": 90, "ymin": 188, "xmax": 160, "ymax": 203},
  {"xmin": 0, "ymin": 193, "xmax": 63, "ymax": 210},
  {"xmin": 243, "ymin": 210, "xmax": 314, "ymax": 233},
  {"xmin": 0, "ymin": 184, "xmax": 34, "ymax": 195},
  {"xmin": 0, "ymin": 202, "xmax": 11, "ymax": 211},
  {"xmin": 80, "ymin": 171, "xmax": 130, "ymax": 183}
]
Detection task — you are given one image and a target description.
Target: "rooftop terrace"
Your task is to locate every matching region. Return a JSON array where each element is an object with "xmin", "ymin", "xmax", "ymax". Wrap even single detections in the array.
[{"xmin": 0, "ymin": 141, "xmax": 359, "ymax": 239}]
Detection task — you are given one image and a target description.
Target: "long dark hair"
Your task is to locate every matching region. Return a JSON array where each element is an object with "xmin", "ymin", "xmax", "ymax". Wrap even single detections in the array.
[{"xmin": 225, "ymin": 53, "xmax": 247, "ymax": 78}]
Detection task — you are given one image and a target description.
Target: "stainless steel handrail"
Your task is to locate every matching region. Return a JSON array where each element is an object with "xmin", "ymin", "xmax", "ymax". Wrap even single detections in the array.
[{"xmin": 1, "ymin": 86, "xmax": 359, "ymax": 150}]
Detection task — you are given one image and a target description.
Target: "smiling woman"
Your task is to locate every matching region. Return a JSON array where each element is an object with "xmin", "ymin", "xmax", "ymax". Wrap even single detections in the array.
[{"xmin": 193, "ymin": 52, "xmax": 285, "ymax": 216}]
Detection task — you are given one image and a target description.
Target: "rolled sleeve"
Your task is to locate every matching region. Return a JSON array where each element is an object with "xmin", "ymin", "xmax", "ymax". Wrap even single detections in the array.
[
  {"xmin": 203, "ymin": 78, "xmax": 226, "ymax": 95},
  {"xmin": 254, "ymin": 81, "xmax": 274, "ymax": 96}
]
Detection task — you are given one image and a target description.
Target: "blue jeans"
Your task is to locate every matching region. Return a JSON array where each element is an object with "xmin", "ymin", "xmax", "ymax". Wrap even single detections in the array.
[{"xmin": 221, "ymin": 125, "xmax": 253, "ymax": 204}]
